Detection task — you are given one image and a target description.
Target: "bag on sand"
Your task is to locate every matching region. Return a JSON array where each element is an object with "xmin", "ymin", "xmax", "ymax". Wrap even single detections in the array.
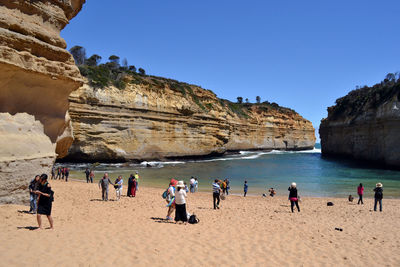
[{"xmin": 188, "ymin": 214, "xmax": 200, "ymax": 224}]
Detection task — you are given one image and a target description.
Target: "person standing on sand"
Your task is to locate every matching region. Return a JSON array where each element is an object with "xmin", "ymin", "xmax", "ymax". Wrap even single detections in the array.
[
  {"xmin": 56, "ymin": 167, "xmax": 61, "ymax": 179},
  {"xmin": 127, "ymin": 174, "xmax": 133, "ymax": 197},
  {"xmin": 194, "ymin": 178, "xmax": 199, "ymax": 192},
  {"xmin": 166, "ymin": 179, "xmax": 178, "ymax": 220},
  {"xmin": 190, "ymin": 177, "xmax": 195, "ymax": 193},
  {"xmin": 89, "ymin": 170, "xmax": 94, "ymax": 183},
  {"xmin": 114, "ymin": 176, "xmax": 123, "ymax": 201},
  {"xmin": 51, "ymin": 167, "xmax": 55, "ymax": 180},
  {"xmin": 85, "ymin": 168, "xmax": 90, "ymax": 183},
  {"xmin": 288, "ymin": 182, "xmax": 300, "ymax": 213},
  {"xmin": 225, "ymin": 178, "xmax": 230, "ymax": 195},
  {"xmin": 244, "ymin": 180, "xmax": 248, "ymax": 197},
  {"xmin": 373, "ymin": 183, "xmax": 383, "ymax": 212},
  {"xmin": 357, "ymin": 183, "xmax": 364, "ymax": 205},
  {"xmin": 65, "ymin": 167, "xmax": 69, "ymax": 182},
  {"xmin": 29, "ymin": 175, "xmax": 40, "ymax": 213},
  {"xmin": 134, "ymin": 171, "xmax": 140, "ymax": 191},
  {"xmin": 213, "ymin": 179, "xmax": 221, "ymax": 209},
  {"xmin": 35, "ymin": 174, "xmax": 54, "ymax": 230},
  {"xmin": 175, "ymin": 181, "xmax": 188, "ymax": 224},
  {"xmin": 98, "ymin": 173, "xmax": 113, "ymax": 201},
  {"xmin": 61, "ymin": 167, "xmax": 65, "ymax": 180}
]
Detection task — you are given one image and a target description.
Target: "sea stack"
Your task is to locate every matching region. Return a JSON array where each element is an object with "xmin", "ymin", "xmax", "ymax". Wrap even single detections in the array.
[
  {"xmin": 320, "ymin": 81, "xmax": 400, "ymax": 169},
  {"xmin": 0, "ymin": 0, "xmax": 86, "ymax": 203}
]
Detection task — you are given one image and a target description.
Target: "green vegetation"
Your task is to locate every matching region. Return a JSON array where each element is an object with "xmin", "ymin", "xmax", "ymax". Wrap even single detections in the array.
[
  {"xmin": 70, "ymin": 45, "xmax": 299, "ymax": 116},
  {"xmin": 328, "ymin": 73, "xmax": 400, "ymax": 120}
]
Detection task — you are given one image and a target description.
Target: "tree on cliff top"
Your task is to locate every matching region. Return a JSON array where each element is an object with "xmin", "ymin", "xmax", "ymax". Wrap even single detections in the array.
[
  {"xmin": 256, "ymin": 96, "xmax": 261, "ymax": 103},
  {"xmin": 108, "ymin": 55, "xmax": 120, "ymax": 69},
  {"xmin": 237, "ymin": 97, "xmax": 243, "ymax": 104},
  {"xmin": 86, "ymin": 54, "xmax": 102, "ymax": 66},
  {"xmin": 70, "ymin": 46, "xmax": 86, "ymax": 66},
  {"xmin": 138, "ymin": 68, "xmax": 146, "ymax": 75}
]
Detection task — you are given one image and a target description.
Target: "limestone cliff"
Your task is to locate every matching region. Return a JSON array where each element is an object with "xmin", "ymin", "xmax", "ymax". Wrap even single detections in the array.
[
  {"xmin": 63, "ymin": 76, "xmax": 315, "ymax": 162},
  {"xmin": 320, "ymin": 81, "xmax": 400, "ymax": 169},
  {"xmin": 0, "ymin": 0, "xmax": 85, "ymax": 203}
]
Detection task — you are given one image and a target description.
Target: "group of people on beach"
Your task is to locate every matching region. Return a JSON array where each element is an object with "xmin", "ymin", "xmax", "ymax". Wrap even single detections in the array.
[
  {"xmin": 97, "ymin": 172, "xmax": 140, "ymax": 201},
  {"xmin": 354, "ymin": 182, "xmax": 384, "ymax": 211},
  {"xmin": 51, "ymin": 167, "xmax": 70, "ymax": 181},
  {"xmin": 28, "ymin": 174, "xmax": 54, "ymax": 229},
  {"xmin": 27, "ymin": 165, "xmax": 386, "ymax": 230}
]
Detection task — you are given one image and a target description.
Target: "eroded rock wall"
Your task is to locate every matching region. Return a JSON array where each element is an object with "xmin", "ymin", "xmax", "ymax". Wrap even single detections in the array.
[
  {"xmin": 320, "ymin": 90, "xmax": 400, "ymax": 169},
  {"xmin": 0, "ymin": 0, "xmax": 85, "ymax": 203},
  {"xmin": 64, "ymin": 81, "xmax": 315, "ymax": 162}
]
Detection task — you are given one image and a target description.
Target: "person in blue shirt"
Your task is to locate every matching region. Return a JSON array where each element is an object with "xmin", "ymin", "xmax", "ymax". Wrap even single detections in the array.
[{"xmin": 244, "ymin": 180, "xmax": 248, "ymax": 197}]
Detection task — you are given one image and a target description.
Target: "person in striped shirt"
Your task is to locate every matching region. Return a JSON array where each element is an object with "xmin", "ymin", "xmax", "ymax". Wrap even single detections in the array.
[{"xmin": 212, "ymin": 179, "xmax": 221, "ymax": 209}]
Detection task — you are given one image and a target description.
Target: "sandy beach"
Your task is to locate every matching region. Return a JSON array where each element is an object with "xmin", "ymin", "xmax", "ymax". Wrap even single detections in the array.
[{"xmin": 0, "ymin": 179, "xmax": 399, "ymax": 266}]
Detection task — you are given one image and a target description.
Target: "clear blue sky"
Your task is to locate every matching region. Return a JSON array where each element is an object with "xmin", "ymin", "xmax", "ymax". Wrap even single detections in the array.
[{"xmin": 61, "ymin": 0, "xmax": 400, "ymax": 140}]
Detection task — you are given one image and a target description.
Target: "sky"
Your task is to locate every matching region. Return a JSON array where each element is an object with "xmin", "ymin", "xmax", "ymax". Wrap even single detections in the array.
[{"xmin": 61, "ymin": 0, "xmax": 400, "ymax": 140}]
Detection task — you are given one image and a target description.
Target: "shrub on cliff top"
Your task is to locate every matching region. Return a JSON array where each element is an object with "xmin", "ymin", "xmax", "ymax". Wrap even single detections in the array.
[{"xmin": 328, "ymin": 74, "xmax": 400, "ymax": 120}]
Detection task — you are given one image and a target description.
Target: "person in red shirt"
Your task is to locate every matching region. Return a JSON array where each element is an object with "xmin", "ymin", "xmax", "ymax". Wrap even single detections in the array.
[{"xmin": 357, "ymin": 183, "xmax": 364, "ymax": 205}]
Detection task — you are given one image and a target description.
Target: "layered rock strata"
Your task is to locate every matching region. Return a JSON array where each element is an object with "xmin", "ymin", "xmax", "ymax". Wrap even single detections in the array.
[
  {"xmin": 0, "ymin": 0, "xmax": 85, "ymax": 203},
  {"xmin": 320, "ymin": 84, "xmax": 400, "ymax": 169},
  {"xmin": 64, "ymin": 79, "xmax": 315, "ymax": 162}
]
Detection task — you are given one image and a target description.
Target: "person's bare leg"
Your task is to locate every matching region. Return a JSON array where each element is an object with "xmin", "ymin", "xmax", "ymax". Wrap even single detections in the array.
[
  {"xmin": 36, "ymin": 214, "xmax": 42, "ymax": 229},
  {"xmin": 47, "ymin": 215, "xmax": 54, "ymax": 229}
]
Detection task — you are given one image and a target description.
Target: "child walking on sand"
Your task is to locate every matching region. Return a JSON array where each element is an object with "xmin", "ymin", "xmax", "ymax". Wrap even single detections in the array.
[{"xmin": 288, "ymin": 182, "xmax": 300, "ymax": 213}]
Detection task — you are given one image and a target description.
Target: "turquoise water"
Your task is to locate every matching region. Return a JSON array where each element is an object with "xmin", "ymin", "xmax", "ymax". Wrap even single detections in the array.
[{"xmin": 65, "ymin": 146, "xmax": 400, "ymax": 198}]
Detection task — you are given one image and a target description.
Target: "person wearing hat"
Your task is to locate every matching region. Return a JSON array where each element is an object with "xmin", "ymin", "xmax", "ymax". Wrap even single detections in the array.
[
  {"xmin": 35, "ymin": 174, "xmax": 54, "ymax": 229},
  {"xmin": 373, "ymin": 183, "xmax": 383, "ymax": 212},
  {"xmin": 288, "ymin": 182, "xmax": 300, "ymax": 213},
  {"xmin": 174, "ymin": 181, "xmax": 188, "ymax": 224},
  {"xmin": 166, "ymin": 179, "xmax": 178, "ymax": 220}
]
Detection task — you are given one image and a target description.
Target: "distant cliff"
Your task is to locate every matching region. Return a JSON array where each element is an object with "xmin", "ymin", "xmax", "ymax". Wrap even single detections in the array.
[
  {"xmin": 320, "ymin": 79, "xmax": 400, "ymax": 169},
  {"xmin": 62, "ymin": 74, "xmax": 315, "ymax": 162}
]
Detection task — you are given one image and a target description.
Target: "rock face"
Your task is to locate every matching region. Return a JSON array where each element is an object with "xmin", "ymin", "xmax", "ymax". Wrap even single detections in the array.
[
  {"xmin": 0, "ymin": 0, "xmax": 85, "ymax": 203},
  {"xmin": 320, "ymin": 83, "xmax": 400, "ymax": 169},
  {"xmin": 64, "ymin": 78, "xmax": 315, "ymax": 162}
]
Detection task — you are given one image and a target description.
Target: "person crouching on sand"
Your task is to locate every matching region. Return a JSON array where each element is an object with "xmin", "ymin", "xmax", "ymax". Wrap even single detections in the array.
[
  {"xmin": 114, "ymin": 175, "xmax": 123, "ymax": 201},
  {"xmin": 98, "ymin": 173, "xmax": 113, "ymax": 201},
  {"xmin": 212, "ymin": 179, "xmax": 221, "ymax": 209},
  {"xmin": 35, "ymin": 174, "xmax": 54, "ymax": 230},
  {"xmin": 166, "ymin": 179, "xmax": 178, "ymax": 220},
  {"xmin": 373, "ymin": 183, "xmax": 383, "ymax": 212},
  {"xmin": 288, "ymin": 182, "xmax": 300, "ymax": 213},
  {"xmin": 175, "ymin": 181, "xmax": 188, "ymax": 224},
  {"xmin": 269, "ymin": 187, "xmax": 276, "ymax": 197}
]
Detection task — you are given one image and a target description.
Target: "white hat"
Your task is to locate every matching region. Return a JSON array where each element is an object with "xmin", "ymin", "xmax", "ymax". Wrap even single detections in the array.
[
  {"xmin": 376, "ymin": 183, "xmax": 382, "ymax": 188},
  {"xmin": 291, "ymin": 182, "xmax": 296, "ymax": 188},
  {"xmin": 177, "ymin": 180, "xmax": 185, "ymax": 188}
]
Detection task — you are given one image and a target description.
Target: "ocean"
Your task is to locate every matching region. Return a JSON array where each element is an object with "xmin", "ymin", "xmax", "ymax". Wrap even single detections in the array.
[{"xmin": 64, "ymin": 144, "xmax": 400, "ymax": 198}]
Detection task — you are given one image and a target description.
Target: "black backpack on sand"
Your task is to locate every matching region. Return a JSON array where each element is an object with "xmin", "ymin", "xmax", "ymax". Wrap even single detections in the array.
[{"xmin": 188, "ymin": 214, "xmax": 200, "ymax": 224}]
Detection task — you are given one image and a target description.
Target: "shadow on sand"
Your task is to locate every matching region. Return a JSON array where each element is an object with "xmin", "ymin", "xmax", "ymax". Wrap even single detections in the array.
[
  {"xmin": 17, "ymin": 226, "xmax": 39, "ymax": 230},
  {"xmin": 17, "ymin": 210, "xmax": 33, "ymax": 214},
  {"xmin": 90, "ymin": 199, "xmax": 115, "ymax": 202},
  {"xmin": 150, "ymin": 217, "xmax": 175, "ymax": 224}
]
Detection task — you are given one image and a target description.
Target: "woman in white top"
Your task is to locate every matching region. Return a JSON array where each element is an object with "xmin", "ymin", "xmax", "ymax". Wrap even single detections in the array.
[{"xmin": 175, "ymin": 180, "xmax": 188, "ymax": 224}]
